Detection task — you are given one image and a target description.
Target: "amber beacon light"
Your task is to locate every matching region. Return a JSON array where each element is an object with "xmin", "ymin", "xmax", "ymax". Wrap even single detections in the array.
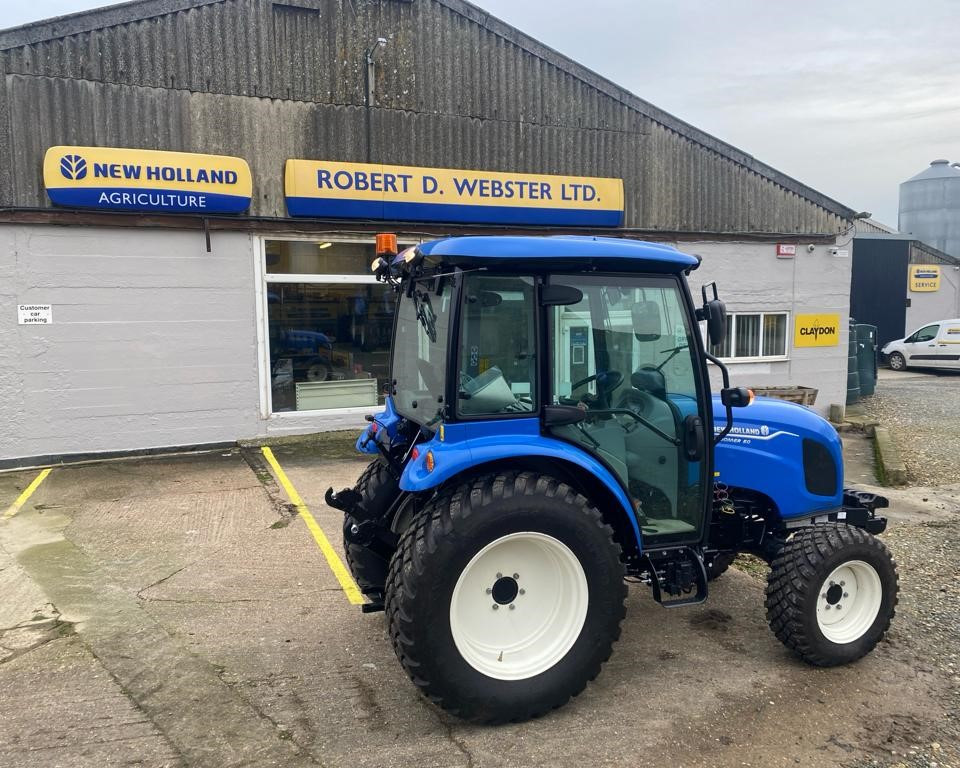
[{"xmin": 376, "ymin": 233, "xmax": 398, "ymax": 257}]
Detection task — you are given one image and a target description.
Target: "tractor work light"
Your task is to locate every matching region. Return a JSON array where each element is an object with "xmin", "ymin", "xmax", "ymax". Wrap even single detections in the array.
[{"xmin": 425, "ymin": 450, "xmax": 435, "ymax": 473}]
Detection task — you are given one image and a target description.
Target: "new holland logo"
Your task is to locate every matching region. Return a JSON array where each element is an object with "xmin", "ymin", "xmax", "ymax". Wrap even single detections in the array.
[{"xmin": 60, "ymin": 154, "xmax": 87, "ymax": 181}]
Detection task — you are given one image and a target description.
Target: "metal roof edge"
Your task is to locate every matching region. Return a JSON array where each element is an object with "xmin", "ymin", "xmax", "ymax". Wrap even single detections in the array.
[{"xmin": 0, "ymin": 0, "xmax": 225, "ymax": 48}]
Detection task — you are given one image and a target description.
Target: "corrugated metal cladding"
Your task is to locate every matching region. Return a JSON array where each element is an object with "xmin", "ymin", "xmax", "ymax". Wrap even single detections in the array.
[{"xmin": 0, "ymin": 0, "xmax": 852, "ymax": 234}]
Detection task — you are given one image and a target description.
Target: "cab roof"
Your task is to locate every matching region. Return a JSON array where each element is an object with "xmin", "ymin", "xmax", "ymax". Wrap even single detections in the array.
[{"xmin": 417, "ymin": 236, "xmax": 700, "ymax": 273}]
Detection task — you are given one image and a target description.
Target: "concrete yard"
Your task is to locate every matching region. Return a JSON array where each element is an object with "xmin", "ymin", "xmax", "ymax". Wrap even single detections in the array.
[{"xmin": 0, "ymin": 439, "xmax": 957, "ymax": 768}]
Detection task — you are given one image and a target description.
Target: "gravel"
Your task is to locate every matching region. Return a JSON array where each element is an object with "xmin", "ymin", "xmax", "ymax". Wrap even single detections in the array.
[
  {"xmin": 858, "ymin": 372, "xmax": 960, "ymax": 486},
  {"xmin": 848, "ymin": 370, "xmax": 960, "ymax": 767}
]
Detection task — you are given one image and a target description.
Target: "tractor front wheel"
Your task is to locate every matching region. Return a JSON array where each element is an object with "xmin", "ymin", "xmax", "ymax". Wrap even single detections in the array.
[
  {"xmin": 385, "ymin": 472, "xmax": 626, "ymax": 723},
  {"xmin": 766, "ymin": 524, "xmax": 898, "ymax": 666}
]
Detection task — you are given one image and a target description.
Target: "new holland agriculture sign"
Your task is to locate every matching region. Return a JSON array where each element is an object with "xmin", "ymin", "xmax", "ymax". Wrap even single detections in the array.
[
  {"xmin": 43, "ymin": 146, "xmax": 252, "ymax": 214},
  {"xmin": 284, "ymin": 160, "xmax": 625, "ymax": 226}
]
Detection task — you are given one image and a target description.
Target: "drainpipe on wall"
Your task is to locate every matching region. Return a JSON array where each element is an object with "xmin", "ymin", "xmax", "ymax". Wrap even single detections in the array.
[{"xmin": 365, "ymin": 37, "xmax": 387, "ymax": 163}]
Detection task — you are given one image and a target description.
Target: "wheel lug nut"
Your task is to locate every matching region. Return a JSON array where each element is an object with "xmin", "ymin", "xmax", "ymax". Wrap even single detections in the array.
[
  {"xmin": 513, "ymin": 573, "xmax": 519, "ymax": 579},
  {"xmin": 509, "ymin": 604, "xmax": 515, "ymax": 610},
  {"xmin": 485, "ymin": 588, "xmax": 492, "ymax": 594},
  {"xmin": 836, "ymin": 604, "xmax": 842, "ymax": 610},
  {"xmin": 825, "ymin": 605, "xmax": 831, "ymax": 610},
  {"xmin": 519, "ymin": 589, "xmax": 525, "ymax": 595},
  {"xmin": 350, "ymin": 524, "xmax": 360, "ymax": 535},
  {"xmin": 843, "ymin": 592, "xmax": 849, "ymax": 598},
  {"xmin": 492, "ymin": 604, "xmax": 499, "ymax": 610},
  {"xmin": 496, "ymin": 573, "xmax": 502, "ymax": 579},
  {"xmin": 840, "ymin": 581, "xmax": 845, "ymax": 587}
]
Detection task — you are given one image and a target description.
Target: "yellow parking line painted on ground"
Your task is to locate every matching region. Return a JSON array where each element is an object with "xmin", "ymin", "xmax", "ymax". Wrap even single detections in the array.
[
  {"xmin": 260, "ymin": 447, "xmax": 365, "ymax": 605},
  {"xmin": 3, "ymin": 468, "xmax": 53, "ymax": 519}
]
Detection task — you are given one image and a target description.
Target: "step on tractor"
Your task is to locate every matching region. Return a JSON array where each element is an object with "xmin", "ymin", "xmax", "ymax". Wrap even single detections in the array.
[{"xmin": 327, "ymin": 234, "xmax": 899, "ymax": 723}]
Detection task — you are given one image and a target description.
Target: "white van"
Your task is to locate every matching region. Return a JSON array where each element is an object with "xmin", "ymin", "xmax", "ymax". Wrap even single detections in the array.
[{"xmin": 882, "ymin": 319, "xmax": 960, "ymax": 370}]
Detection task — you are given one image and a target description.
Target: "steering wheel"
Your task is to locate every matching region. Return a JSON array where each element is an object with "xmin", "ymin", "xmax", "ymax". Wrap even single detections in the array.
[{"xmin": 570, "ymin": 370, "xmax": 623, "ymax": 393}]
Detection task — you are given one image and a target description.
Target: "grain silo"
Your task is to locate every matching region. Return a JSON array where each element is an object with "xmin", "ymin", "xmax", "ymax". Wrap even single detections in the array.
[{"xmin": 899, "ymin": 159, "xmax": 960, "ymax": 258}]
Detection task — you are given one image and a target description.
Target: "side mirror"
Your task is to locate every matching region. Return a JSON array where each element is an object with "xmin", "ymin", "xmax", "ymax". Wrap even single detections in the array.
[
  {"xmin": 540, "ymin": 284, "xmax": 583, "ymax": 307},
  {"xmin": 721, "ymin": 386, "xmax": 754, "ymax": 408},
  {"xmin": 704, "ymin": 299, "xmax": 727, "ymax": 347},
  {"xmin": 632, "ymin": 301, "xmax": 662, "ymax": 341}
]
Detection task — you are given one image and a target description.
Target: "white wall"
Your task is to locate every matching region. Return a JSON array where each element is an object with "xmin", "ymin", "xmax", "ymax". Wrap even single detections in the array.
[
  {"xmin": 0, "ymin": 224, "xmax": 263, "ymax": 460},
  {"xmin": 680, "ymin": 240, "xmax": 852, "ymax": 416},
  {"xmin": 1, "ymin": 226, "xmax": 851, "ymax": 462},
  {"xmin": 905, "ymin": 265, "xmax": 960, "ymax": 334}
]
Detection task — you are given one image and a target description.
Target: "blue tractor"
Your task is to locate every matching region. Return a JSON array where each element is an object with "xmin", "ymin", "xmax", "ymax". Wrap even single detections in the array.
[{"xmin": 327, "ymin": 235, "xmax": 898, "ymax": 723}]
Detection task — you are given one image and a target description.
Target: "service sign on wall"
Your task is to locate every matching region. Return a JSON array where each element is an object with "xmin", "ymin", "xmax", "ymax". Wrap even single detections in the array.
[
  {"xmin": 793, "ymin": 313, "xmax": 841, "ymax": 347},
  {"xmin": 909, "ymin": 264, "xmax": 941, "ymax": 292},
  {"xmin": 284, "ymin": 160, "xmax": 625, "ymax": 227},
  {"xmin": 43, "ymin": 146, "xmax": 253, "ymax": 214}
]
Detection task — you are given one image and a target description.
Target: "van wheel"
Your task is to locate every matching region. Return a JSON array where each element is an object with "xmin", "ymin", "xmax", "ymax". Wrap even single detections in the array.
[
  {"xmin": 888, "ymin": 352, "xmax": 906, "ymax": 371},
  {"xmin": 385, "ymin": 472, "xmax": 626, "ymax": 723},
  {"xmin": 766, "ymin": 524, "xmax": 898, "ymax": 666}
]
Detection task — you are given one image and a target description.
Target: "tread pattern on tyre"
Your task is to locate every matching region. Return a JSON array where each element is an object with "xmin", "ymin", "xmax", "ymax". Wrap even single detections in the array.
[
  {"xmin": 342, "ymin": 459, "xmax": 398, "ymax": 596},
  {"xmin": 765, "ymin": 524, "xmax": 899, "ymax": 666},
  {"xmin": 385, "ymin": 471, "xmax": 627, "ymax": 723}
]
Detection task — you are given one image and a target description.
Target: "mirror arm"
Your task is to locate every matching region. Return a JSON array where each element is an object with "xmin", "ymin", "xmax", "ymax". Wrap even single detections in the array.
[{"xmin": 704, "ymin": 351, "xmax": 734, "ymax": 445}]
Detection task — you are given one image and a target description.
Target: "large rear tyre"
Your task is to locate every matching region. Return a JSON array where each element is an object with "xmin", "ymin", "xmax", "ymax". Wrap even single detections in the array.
[
  {"xmin": 385, "ymin": 472, "xmax": 626, "ymax": 723},
  {"xmin": 766, "ymin": 524, "xmax": 898, "ymax": 666},
  {"xmin": 342, "ymin": 460, "xmax": 399, "ymax": 598}
]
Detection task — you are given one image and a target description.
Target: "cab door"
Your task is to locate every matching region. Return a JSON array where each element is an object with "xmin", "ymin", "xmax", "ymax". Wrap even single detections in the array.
[{"xmin": 544, "ymin": 274, "xmax": 710, "ymax": 546}]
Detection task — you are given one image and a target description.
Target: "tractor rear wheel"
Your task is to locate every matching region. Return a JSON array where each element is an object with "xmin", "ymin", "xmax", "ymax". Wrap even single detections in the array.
[
  {"xmin": 385, "ymin": 471, "xmax": 626, "ymax": 723},
  {"xmin": 766, "ymin": 524, "xmax": 898, "ymax": 666},
  {"xmin": 342, "ymin": 459, "xmax": 399, "ymax": 598}
]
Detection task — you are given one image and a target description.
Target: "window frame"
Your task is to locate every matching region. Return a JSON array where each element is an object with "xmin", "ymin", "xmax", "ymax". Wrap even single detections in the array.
[
  {"xmin": 256, "ymin": 234, "xmax": 419, "ymax": 419},
  {"xmin": 452, "ymin": 271, "xmax": 541, "ymax": 423},
  {"xmin": 709, "ymin": 311, "xmax": 791, "ymax": 363}
]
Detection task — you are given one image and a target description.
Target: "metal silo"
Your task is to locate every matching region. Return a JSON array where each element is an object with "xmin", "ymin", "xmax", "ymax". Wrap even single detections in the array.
[{"xmin": 899, "ymin": 159, "xmax": 960, "ymax": 258}]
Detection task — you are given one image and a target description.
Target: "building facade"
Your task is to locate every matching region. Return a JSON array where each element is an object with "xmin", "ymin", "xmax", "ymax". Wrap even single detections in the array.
[{"xmin": 0, "ymin": 0, "xmax": 857, "ymax": 466}]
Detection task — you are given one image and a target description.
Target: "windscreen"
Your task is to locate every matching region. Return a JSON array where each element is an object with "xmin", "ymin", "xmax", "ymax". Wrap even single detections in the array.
[{"xmin": 391, "ymin": 276, "xmax": 454, "ymax": 426}]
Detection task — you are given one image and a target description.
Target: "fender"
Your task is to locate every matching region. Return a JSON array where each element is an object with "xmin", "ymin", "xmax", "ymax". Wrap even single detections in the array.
[
  {"xmin": 399, "ymin": 417, "xmax": 643, "ymax": 547},
  {"xmin": 356, "ymin": 396, "xmax": 403, "ymax": 454}
]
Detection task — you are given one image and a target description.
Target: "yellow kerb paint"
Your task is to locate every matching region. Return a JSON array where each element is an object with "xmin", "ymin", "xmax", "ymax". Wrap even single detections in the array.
[
  {"xmin": 3, "ymin": 468, "xmax": 52, "ymax": 519},
  {"xmin": 260, "ymin": 447, "xmax": 364, "ymax": 605}
]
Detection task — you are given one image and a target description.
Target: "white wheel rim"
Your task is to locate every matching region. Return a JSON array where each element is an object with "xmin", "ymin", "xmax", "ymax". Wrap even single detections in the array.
[
  {"xmin": 449, "ymin": 532, "xmax": 589, "ymax": 681},
  {"xmin": 815, "ymin": 560, "xmax": 883, "ymax": 644}
]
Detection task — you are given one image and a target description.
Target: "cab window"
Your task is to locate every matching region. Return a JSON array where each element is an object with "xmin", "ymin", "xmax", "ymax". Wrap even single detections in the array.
[
  {"xmin": 457, "ymin": 274, "xmax": 537, "ymax": 416},
  {"xmin": 913, "ymin": 324, "xmax": 940, "ymax": 343}
]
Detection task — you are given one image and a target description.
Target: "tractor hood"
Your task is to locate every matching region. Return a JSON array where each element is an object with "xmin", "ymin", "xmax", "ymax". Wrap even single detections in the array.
[{"xmin": 711, "ymin": 395, "xmax": 843, "ymax": 518}]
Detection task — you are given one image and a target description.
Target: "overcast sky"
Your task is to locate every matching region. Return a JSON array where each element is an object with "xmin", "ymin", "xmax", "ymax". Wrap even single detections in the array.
[{"xmin": 3, "ymin": 0, "xmax": 957, "ymax": 226}]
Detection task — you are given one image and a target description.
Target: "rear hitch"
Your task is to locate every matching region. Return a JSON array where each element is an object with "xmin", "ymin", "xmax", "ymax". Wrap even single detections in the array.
[{"xmin": 324, "ymin": 487, "xmax": 363, "ymax": 515}]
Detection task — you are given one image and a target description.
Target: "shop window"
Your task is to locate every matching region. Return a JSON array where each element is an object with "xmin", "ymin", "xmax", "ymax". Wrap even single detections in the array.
[
  {"xmin": 711, "ymin": 312, "xmax": 788, "ymax": 360},
  {"xmin": 265, "ymin": 239, "xmax": 406, "ymax": 413}
]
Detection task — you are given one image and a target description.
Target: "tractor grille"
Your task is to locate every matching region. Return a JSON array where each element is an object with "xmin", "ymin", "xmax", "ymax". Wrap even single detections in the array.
[{"xmin": 802, "ymin": 439, "xmax": 838, "ymax": 497}]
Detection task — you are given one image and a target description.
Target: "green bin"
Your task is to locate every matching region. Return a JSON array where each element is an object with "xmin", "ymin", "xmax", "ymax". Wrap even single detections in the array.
[{"xmin": 855, "ymin": 324, "xmax": 878, "ymax": 397}]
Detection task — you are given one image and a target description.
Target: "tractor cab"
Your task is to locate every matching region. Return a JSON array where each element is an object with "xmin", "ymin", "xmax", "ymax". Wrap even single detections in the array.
[
  {"xmin": 327, "ymin": 234, "xmax": 897, "ymax": 724},
  {"xmin": 375, "ymin": 235, "xmax": 735, "ymax": 554}
]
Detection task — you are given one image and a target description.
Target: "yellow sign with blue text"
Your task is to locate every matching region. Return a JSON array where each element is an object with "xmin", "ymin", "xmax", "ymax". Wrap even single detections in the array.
[
  {"xmin": 909, "ymin": 264, "xmax": 941, "ymax": 292},
  {"xmin": 44, "ymin": 146, "xmax": 252, "ymax": 214},
  {"xmin": 284, "ymin": 160, "xmax": 624, "ymax": 226},
  {"xmin": 794, "ymin": 313, "xmax": 841, "ymax": 347}
]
